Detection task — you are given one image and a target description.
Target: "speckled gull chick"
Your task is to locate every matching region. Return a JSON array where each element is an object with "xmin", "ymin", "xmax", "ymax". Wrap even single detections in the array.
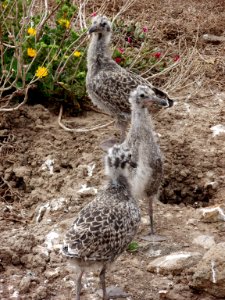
[
  {"xmin": 86, "ymin": 15, "xmax": 173, "ymax": 142},
  {"xmin": 121, "ymin": 85, "xmax": 168, "ymax": 241},
  {"xmin": 62, "ymin": 145, "xmax": 140, "ymax": 300}
]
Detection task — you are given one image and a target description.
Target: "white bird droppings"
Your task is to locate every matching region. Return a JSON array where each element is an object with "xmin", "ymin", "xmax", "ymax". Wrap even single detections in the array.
[
  {"xmin": 211, "ymin": 260, "xmax": 216, "ymax": 283},
  {"xmin": 87, "ymin": 163, "xmax": 96, "ymax": 177},
  {"xmin": 211, "ymin": 124, "xmax": 225, "ymax": 137},
  {"xmin": 45, "ymin": 231, "xmax": 60, "ymax": 251},
  {"xmin": 41, "ymin": 158, "xmax": 54, "ymax": 174},
  {"xmin": 36, "ymin": 203, "xmax": 50, "ymax": 223},
  {"xmin": 11, "ymin": 290, "xmax": 19, "ymax": 299},
  {"xmin": 78, "ymin": 184, "xmax": 98, "ymax": 194},
  {"xmin": 51, "ymin": 197, "xmax": 67, "ymax": 211}
]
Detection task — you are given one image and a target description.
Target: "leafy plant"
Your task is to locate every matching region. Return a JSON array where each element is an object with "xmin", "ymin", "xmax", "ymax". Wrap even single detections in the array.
[
  {"xmin": 0, "ymin": 2, "xmax": 181, "ymax": 113},
  {"xmin": 127, "ymin": 241, "xmax": 139, "ymax": 252},
  {"xmin": 112, "ymin": 19, "xmax": 180, "ymax": 74},
  {"xmin": 0, "ymin": 0, "xmax": 88, "ymax": 110}
]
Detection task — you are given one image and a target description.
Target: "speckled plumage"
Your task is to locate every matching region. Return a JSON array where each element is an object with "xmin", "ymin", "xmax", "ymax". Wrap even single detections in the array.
[
  {"xmin": 121, "ymin": 85, "xmax": 167, "ymax": 236},
  {"xmin": 86, "ymin": 16, "xmax": 173, "ymax": 138},
  {"xmin": 62, "ymin": 146, "xmax": 140, "ymax": 300}
]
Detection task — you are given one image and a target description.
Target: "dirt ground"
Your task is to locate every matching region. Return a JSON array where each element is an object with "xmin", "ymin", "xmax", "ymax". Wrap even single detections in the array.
[{"xmin": 1, "ymin": 0, "xmax": 225, "ymax": 299}]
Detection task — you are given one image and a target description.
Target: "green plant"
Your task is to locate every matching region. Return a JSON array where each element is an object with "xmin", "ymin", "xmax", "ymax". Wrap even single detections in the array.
[
  {"xmin": 0, "ymin": 0, "xmax": 88, "ymax": 110},
  {"xmin": 112, "ymin": 19, "xmax": 180, "ymax": 76},
  {"xmin": 127, "ymin": 241, "xmax": 139, "ymax": 252},
  {"xmin": 0, "ymin": 1, "xmax": 181, "ymax": 114}
]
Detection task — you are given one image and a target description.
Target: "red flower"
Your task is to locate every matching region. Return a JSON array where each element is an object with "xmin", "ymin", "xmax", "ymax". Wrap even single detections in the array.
[
  {"xmin": 143, "ymin": 26, "xmax": 148, "ymax": 33},
  {"xmin": 153, "ymin": 52, "xmax": 161, "ymax": 59},
  {"xmin": 115, "ymin": 57, "xmax": 122, "ymax": 64},
  {"xmin": 127, "ymin": 37, "xmax": 132, "ymax": 43},
  {"xmin": 91, "ymin": 12, "xmax": 97, "ymax": 17},
  {"xmin": 174, "ymin": 54, "xmax": 180, "ymax": 62},
  {"xmin": 118, "ymin": 48, "xmax": 125, "ymax": 54}
]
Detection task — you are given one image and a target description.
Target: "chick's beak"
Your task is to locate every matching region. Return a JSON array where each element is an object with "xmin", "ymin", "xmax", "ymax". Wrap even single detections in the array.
[
  {"xmin": 143, "ymin": 96, "xmax": 169, "ymax": 108},
  {"xmin": 88, "ymin": 25, "xmax": 98, "ymax": 34}
]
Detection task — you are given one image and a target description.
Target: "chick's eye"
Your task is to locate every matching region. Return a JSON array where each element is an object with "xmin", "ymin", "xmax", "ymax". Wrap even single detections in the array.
[
  {"xmin": 140, "ymin": 93, "xmax": 145, "ymax": 98},
  {"xmin": 101, "ymin": 22, "xmax": 107, "ymax": 27}
]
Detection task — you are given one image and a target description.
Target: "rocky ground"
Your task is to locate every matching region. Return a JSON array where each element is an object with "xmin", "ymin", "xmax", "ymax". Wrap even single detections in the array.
[{"xmin": 1, "ymin": 0, "xmax": 225, "ymax": 299}]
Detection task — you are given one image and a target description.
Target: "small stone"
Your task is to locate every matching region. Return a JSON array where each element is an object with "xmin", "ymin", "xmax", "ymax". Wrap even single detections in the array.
[
  {"xmin": 33, "ymin": 286, "xmax": 47, "ymax": 300},
  {"xmin": 198, "ymin": 206, "xmax": 225, "ymax": 223},
  {"xmin": 13, "ymin": 166, "xmax": 31, "ymax": 179},
  {"xmin": 19, "ymin": 276, "xmax": 31, "ymax": 293},
  {"xmin": 186, "ymin": 218, "xmax": 198, "ymax": 226},
  {"xmin": 96, "ymin": 286, "xmax": 130, "ymax": 299},
  {"xmin": 44, "ymin": 268, "xmax": 60, "ymax": 280},
  {"xmin": 192, "ymin": 243, "xmax": 225, "ymax": 298},
  {"xmin": 147, "ymin": 251, "xmax": 202, "ymax": 275},
  {"xmin": 192, "ymin": 235, "xmax": 215, "ymax": 250},
  {"xmin": 4, "ymin": 168, "xmax": 13, "ymax": 181}
]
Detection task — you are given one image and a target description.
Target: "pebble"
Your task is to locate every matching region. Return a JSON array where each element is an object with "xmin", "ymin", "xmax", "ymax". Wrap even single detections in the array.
[
  {"xmin": 44, "ymin": 268, "xmax": 60, "ymax": 280},
  {"xmin": 32, "ymin": 286, "xmax": 47, "ymax": 300},
  {"xmin": 198, "ymin": 206, "xmax": 225, "ymax": 223},
  {"xmin": 147, "ymin": 251, "xmax": 202, "ymax": 275},
  {"xmin": 19, "ymin": 276, "xmax": 31, "ymax": 293},
  {"xmin": 192, "ymin": 234, "xmax": 215, "ymax": 250},
  {"xmin": 192, "ymin": 243, "xmax": 225, "ymax": 297}
]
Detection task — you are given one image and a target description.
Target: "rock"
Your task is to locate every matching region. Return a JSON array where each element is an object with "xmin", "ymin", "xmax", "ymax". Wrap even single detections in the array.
[
  {"xmin": 13, "ymin": 166, "xmax": 31, "ymax": 179},
  {"xmin": 20, "ymin": 254, "xmax": 47, "ymax": 269},
  {"xmin": 186, "ymin": 218, "xmax": 198, "ymax": 226},
  {"xmin": 192, "ymin": 235, "xmax": 215, "ymax": 250},
  {"xmin": 0, "ymin": 248, "xmax": 13, "ymax": 265},
  {"xmin": 44, "ymin": 268, "xmax": 60, "ymax": 280},
  {"xmin": 20, "ymin": 254, "xmax": 32, "ymax": 266},
  {"xmin": 147, "ymin": 251, "xmax": 202, "ymax": 275},
  {"xmin": 19, "ymin": 276, "xmax": 31, "ymax": 293},
  {"xmin": 192, "ymin": 243, "xmax": 225, "ymax": 298},
  {"xmin": 198, "ymin": 206, "xmax": 225, "ymax": 223},
  {"xmin": 4, "ymin": 168, "xmax": 13, "ymax": 181},
  {"xmin": 32, "ymin": 286, "xmax": 47, "ymax": 300},
  {"xmin": 9, "ymin": 232, "xmax": 36, "ymax": 255},
  {"xmin": 96, "ymin": 286, "xmax": 130, "ymax": 299}
]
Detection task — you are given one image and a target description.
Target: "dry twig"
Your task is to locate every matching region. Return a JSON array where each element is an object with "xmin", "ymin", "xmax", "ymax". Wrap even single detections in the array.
[{"xmin": 58, "ymin": 105, "xmax": 114, "ymax": 133}]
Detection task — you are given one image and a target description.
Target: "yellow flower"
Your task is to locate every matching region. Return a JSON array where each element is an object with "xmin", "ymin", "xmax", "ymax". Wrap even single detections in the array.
[
  {"xmin": 27, "ymin": 48, "xmax": 37, "ymax": 57},
  {"xmin": 3, "ymin": 3, "xmax": 7, "ymax": 9},
  {"xmin": 27, "ymin": 27, "xmax": 36, "ymax": 36},
  {"xmin": 35, "ymin": 66, "xmax": 48, "ymax": 78},
  {"xmin": 74, "ymin": 51, "xmax": 81, "ymax": 58},
  {"xmin": 58, "ymin": 18, "xmax": 70, "ymax": 29}
]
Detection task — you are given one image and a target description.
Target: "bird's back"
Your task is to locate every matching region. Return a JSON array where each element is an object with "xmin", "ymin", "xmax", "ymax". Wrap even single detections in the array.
[
  {"xmin": 87, "ymin": 62, "xmax": 153, "ymax": 119},
  {"xmin": 63, "ymin": 182, "xmax": 140, "ymax": 262}
]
